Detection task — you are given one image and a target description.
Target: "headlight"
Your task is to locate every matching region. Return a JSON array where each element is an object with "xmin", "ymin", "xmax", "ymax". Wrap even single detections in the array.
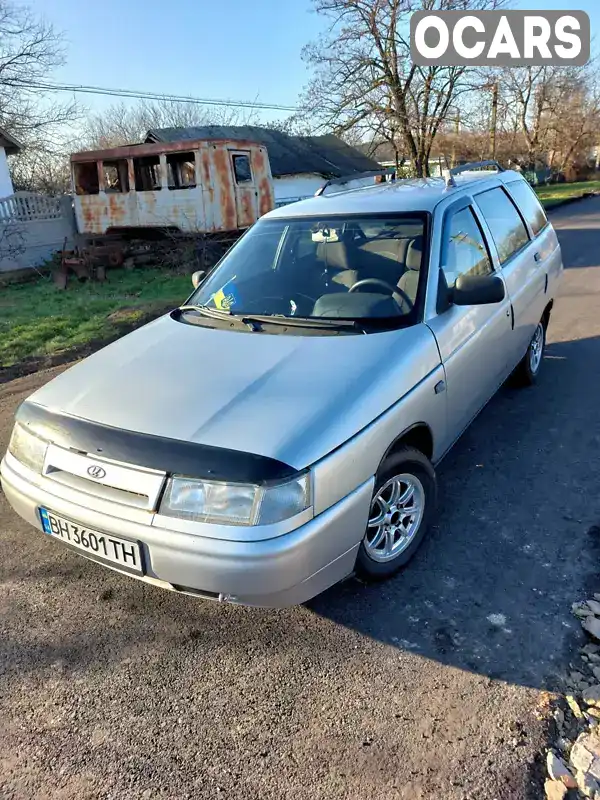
[
  {"xmin": 7, "ymin": 423, "xmax": 47, "ymax": 473},
  {"xmin": 160, "ymin": 473, "xmax": 311, "ymax": 526}
]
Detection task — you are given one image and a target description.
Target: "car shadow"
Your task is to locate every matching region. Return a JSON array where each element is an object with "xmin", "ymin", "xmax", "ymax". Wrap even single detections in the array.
[{"xmin": 308, "ymin": 333, "xmax": 600, "ymax": 690}]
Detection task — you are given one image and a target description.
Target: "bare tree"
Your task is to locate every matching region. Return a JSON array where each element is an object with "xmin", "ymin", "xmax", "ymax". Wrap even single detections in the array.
[
  {"xmin": 497, "ymin": 66, "xmax": 567, "ymax": 170},
  {"xmin": 487, "ymin": 64, "xmax": 600, "ymax": 175},
  {"xmin": 549, "ymin": 77, "xmax": 600, "ymax": 174},
  {"xmin": 0, "ymin": 0, "xmax": 79, "ymax": 193},
  {"xmin": 10, "ymin": 139, "xmax": 73, "ymax": 193},
  {"xmin": 298, "ymin": 0, "xmax": 505, "ymax": 177}
]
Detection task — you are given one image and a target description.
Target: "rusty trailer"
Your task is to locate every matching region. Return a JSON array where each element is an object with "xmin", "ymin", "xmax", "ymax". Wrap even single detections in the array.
[{"xmin": 71, "ymin": 138, "xmax": 275, "ymax": 237}]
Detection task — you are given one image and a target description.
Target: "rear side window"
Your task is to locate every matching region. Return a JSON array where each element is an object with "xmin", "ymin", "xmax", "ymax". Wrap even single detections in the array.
[
  {"xmin": 475, "ymin": 187, "xmax": 530, "ymax": 264},
  {"xmin": 506, "ymin": 180, "xmax": 548, "ymax": 236},
  {"xmin": 442, "ymin": 207, "xmax": 493, "ymax": 288}
]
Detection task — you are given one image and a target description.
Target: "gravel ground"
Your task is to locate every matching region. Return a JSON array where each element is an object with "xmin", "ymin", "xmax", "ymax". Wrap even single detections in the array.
[{"xmin": 2, "ymin": 199, "xmax": 600, "ymax": 800}]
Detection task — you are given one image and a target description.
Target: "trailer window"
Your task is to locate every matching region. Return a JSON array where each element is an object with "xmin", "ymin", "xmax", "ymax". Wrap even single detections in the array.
[
  {"xmin": 167, "ymin": 152, "xmax": 196, "ymax": 190},
  {"xmin": 102, "ymin": 160, "xmax": 129, "ymax": 193},
  {"xmin": 232, "ymin": 154, "xmax": 252, "ymax": 184},
  {"xmin": 74, "ymin": 162, "xmax": 99, "ymax": 196},
  {"xmin": 134, "ymin": 156, "xmax": 162, "ymax": 191}
]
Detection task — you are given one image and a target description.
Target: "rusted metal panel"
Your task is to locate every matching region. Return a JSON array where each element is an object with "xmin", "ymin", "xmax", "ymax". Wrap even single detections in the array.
[
  {"xmin": 252, "ymin": 147, "xmax": 275, "ymax": 218},
  {"xmin": 211, "ymin": 145, "xmax": 237, "ymax": 232},
  {"xmin": 71, "ymin": 139, "xmax": 274, "ymax": 236},
  {"xmin": 199, "ymin": 145, "xmax": 215, "ymax": 231},
  {"xmin": 76, "ymin": 186, "xmax": 139, "ymax": 235},
  {"xmin": 238, "ymin": 189, "xmax": 255, "ymax": 228}
]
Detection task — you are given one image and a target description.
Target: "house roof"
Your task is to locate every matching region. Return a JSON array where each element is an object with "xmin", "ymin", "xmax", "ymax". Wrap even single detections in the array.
[
  {"xmin": 145, "ymin": 126, "xmax": 381, "ymax": 178},
  {"xmin": 0, "ymin": 127, "xmax": 23, "ymax": 155}
]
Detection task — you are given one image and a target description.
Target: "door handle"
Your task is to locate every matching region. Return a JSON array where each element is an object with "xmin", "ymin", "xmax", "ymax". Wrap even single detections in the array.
[{"xmin": 534, "ymin": 252, "xmax": 542, "ymax": 262}]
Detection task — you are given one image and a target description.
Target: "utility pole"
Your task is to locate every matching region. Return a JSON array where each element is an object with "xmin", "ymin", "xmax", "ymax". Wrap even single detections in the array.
[
  {"xmin": 451, "ymin": 109, "xmax": 460, "ymax": 168},
  {"xmin": 490, "ymin": 82, "xmax": 499, "ymax": 161}
]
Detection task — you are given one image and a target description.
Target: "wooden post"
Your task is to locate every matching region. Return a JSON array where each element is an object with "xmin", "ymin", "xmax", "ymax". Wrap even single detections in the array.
[{"xmin": 451, "ymin": 110, "xmax": 460, "ymax": 168}]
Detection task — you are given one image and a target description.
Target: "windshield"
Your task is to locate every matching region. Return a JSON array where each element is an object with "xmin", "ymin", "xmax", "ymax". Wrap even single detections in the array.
[{"xmin": 189, "ymin": 214, "xmax": 428, "ymax": 323}]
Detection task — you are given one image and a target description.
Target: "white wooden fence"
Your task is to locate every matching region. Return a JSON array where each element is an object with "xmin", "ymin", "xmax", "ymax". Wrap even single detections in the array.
[
  {"xmin": 0, "ymin": 193, "xmax": 77, "ymax": 273},
  {"xmin": 0, "ymin": 191, "xmax": 64, "ymax": 222}
]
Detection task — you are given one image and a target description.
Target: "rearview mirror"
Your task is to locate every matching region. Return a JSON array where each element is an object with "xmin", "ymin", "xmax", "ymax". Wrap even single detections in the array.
[
  {"xmin": 191, "ymin": 270, "xmax": 206, "ymax": 289},
  {"xmin": 452, "ymin": 273, "xmax": 505, "ymax": 306}
]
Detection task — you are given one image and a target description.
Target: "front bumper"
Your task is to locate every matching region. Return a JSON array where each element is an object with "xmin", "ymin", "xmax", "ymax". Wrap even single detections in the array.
[{"xmin": 1, "ymin": 454, "xmax": 373, "ymax": 608}]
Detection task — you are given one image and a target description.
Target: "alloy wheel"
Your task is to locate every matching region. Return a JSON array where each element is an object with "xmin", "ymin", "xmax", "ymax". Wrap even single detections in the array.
[{"xmin": 364, "ymin": 473, "xmax": 425, "ymax": 563}]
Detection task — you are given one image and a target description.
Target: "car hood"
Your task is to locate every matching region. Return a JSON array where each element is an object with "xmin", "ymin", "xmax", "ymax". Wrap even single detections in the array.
[{"xmin": 27, "ymin": 314, "xmax": 441, "ymax": 469}]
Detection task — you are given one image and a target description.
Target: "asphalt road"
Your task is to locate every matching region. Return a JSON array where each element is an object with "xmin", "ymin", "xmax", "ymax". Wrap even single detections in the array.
[{"xmin": 2, "ymin": 198, "xmax": 600, "ymax": 800}]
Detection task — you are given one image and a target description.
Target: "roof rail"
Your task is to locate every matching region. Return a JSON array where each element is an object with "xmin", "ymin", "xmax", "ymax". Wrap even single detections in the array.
[
  {"xmin": 443, "ymin": 160, "xmax": 504, "ymax": 188},
  {"xmin": 315, "ymin": 167, "xmax": 396, "ymax": 197}
]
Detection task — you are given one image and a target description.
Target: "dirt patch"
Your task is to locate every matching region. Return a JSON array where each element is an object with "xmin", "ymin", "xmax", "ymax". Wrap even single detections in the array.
[
  {"xmin": 0, "ymin": 302, "xmax": 175, "ymax": 385},
  {"xmin": 106, "ymin": 306, "xmax": 147, "ymax": 323}
]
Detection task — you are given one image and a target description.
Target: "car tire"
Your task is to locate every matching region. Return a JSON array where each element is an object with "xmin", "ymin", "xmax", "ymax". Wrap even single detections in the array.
[
  {"xmin": 514, "ymin": 319, "xmax": 546, "ymax": 387},
  {"xmin": 355, "ymin": 447, "xmax": 437, "ymax": 581}
]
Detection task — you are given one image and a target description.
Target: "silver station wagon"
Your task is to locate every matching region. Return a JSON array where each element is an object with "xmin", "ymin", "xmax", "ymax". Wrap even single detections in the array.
[{"xmin": 1, "ymin": 161, "xmax": 563, "ymax": 607}]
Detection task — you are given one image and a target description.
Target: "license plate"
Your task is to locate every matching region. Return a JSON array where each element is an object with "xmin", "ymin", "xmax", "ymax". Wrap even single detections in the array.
[{"xmin": 39, "ymin": 508, "xmax": 143, "ymax": 574}]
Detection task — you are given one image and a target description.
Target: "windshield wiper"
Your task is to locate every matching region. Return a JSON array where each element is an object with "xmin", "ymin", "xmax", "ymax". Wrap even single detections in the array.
[
  {"xmin": 175, "ymin": 304, "xmax": 261, "ymax": 332},
  {"xmin": 234, "ymin": 314, "xmax": 367, "ymax": 333},
  {"xmin": 176, "ymin": 306, "xmax": 367, "ymax": 334}
]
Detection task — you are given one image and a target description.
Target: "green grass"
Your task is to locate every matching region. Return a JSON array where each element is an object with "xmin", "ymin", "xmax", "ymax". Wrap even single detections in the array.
[
  {"xmin": 0, "ymin": 268, "xmax": 192, "ymax": 367},
  {"xmin": 535, "ymin": 180, "xmax": 600, "ymax": 209}
]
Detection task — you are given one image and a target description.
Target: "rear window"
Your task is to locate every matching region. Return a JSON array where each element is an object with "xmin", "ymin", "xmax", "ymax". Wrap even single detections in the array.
[
  {"xmin": 475, "ymin": 187, "xmax": 530, "ymax": 265},
  {"xmin": 506, "ymin": 180, "xmax": 548, "ymax": 236}
]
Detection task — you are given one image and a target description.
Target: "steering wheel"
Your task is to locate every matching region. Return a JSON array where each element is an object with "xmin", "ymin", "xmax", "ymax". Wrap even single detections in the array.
[
  {"xmin": 348, "ymin": 278, "xmax": 414, "ymax": 311},
  {"xmin": 348, "ymin": 278, "xmax": 397, "ymax": 294}
]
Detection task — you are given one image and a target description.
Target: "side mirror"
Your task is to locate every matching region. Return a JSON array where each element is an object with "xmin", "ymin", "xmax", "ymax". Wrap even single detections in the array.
[
  {"xmin": 191, "ymin": 270, "xmax": 206, "ymax": 289},
  {"xmin": 452, "ymin": 273, "xmax": 505, "ymax": 306}
]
